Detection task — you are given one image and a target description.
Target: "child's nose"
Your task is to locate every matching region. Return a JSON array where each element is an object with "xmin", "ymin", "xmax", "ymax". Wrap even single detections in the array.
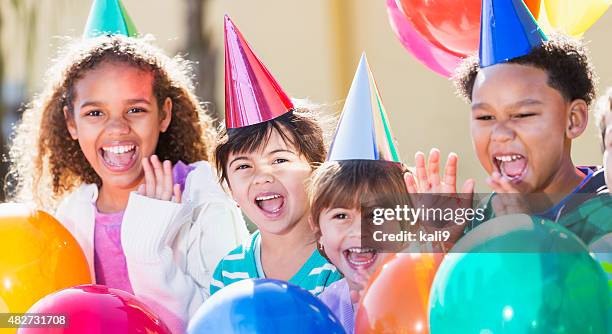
[
  {"xmin": 106, "ymin": 117, "xmax": 130, "ymax": 135},
  {"xmin": 348, "ymin": 215, "xmax": 362, "ymax": 238},
  {"xmin": 491, "ymin": 121, "xmax": 515, "ymax": 143},
  {"xmin": 252, "ymin": 166, "xmax": 274, "ymax": 185}
]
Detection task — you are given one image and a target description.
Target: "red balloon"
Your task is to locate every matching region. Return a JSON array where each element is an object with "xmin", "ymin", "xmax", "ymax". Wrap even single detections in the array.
[
  {"xmin": 355, "ymin": 253, "xmax": 444, "ymax": 333},
  {"xmin": 386, "ymin": 0, "xmax": 461, "ymax": 77},
  {"xmin": 397, "ymin": 0, "xmax": 542, "ymax": 57},
  {"xmin": 17, "ymin": 285, "xmax": 171, "ymax": 334}
]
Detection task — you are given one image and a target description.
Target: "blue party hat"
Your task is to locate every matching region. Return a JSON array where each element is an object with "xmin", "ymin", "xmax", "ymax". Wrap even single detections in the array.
[
  {"xmin": 83, "ymin": 0, "xmax": 138, "ymax": 38},
  {"xmin": 479, "ymin": 0, "xmax": 547, "ymax": 67},
  {"xmin": 327, "ymin": 53, "xmax": 400, "ymax": 162}
]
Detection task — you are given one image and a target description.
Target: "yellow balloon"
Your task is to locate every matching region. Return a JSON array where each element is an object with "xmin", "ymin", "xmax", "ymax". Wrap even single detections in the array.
[
  {"xmin": 0, "ymin": 204, "xmax": 92, "ymax": 316},
  {"xmin": 543, "ymin": 0, "xmax": 611, "ymax": 37}
]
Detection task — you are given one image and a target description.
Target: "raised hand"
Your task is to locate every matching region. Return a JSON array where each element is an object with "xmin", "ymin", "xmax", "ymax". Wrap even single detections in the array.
[
  {"xmin": 404, "ymin": 148, "xmax": 475, "ymax": 250},
  {"xmin": 487, "ymin": 171, "xmax": 528, "ymax": 215},
  {"xmin": 137, "ymin": 155, "xmax": 182, "ymax": 203},
  {"xmin": 405, "ymin": 148, "xmax": 475, "ymax": 195}
]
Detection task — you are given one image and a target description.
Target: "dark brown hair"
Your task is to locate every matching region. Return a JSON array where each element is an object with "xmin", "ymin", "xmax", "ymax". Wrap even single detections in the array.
[
  {"xmin": 454, "ymin": 34, "xmax": 597, "ymax": 106},
  {"xmin": 8, "ymin": 35, "xmax": 214, "ymax": 209},
  {"xmin": 214, "ymin": 108, "xmax": 327, "ymax": 185}
]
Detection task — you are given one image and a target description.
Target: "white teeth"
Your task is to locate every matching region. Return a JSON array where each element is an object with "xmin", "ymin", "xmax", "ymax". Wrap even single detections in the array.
[
  {"xmin": 256, "ymin": 194, "xmax": 281, "ymax": 201},
  {"xmin": 345, "ymin": 248, "xmax": 377, "ymax": 266},
  {"xmin": 347, "ymin": 248, "xmax": 375, "ymax": 254},
  {"xmin": 102, "ymin": 145, "xmax": 136, "ymax": 154},
  {"xmin": 495, "ymin": 155, "xmax": 523, "ymax": 162}
]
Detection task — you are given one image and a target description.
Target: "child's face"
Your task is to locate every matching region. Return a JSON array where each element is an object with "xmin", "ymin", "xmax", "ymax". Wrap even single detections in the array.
[
  {"xmin": 226, "ymin": 129, "xmax": 312, "ymax": 235},
  {"xmin": 318, "ymin": 207, "xmax": 386, "ymax": 288},
  {"xmin": 603, "ymin": 112, "xmax": 612, "ymax": 189},
  {"xmin": 65, "ymin": 61, "xmax": 171, "ymax": 191},
  {"xmin": 470, "ymin": 64, "xmax": 575, "ymax": 193}
]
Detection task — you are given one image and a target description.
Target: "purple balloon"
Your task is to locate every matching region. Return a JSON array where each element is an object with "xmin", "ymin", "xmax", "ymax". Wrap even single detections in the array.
[{"xmin": 386, "ymin": 0, "xmax": 463, "ymax": 77}]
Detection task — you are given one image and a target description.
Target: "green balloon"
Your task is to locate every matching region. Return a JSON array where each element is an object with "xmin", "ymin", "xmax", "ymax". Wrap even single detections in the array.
[{"xmin": 429, "ymin": 214, "xmax": 611, "ymax": 334}]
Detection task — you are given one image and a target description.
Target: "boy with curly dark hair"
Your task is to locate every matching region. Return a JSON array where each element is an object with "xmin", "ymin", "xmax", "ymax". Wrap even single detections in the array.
[{"xmin": 454, "ymin": 0, "xmax": 611, "ymax": 245}]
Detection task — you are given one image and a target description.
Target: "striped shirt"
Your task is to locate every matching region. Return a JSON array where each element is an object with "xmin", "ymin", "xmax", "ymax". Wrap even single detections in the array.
[{"xmin": 210, "ymin": 231, "xmax": 343, "ymax": 296}]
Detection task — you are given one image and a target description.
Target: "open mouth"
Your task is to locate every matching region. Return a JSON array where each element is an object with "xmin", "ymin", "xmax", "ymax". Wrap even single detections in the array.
[
  {"xmin": 99, "ymin": 144, "xmax": 138, "ymax": 172},
  {"xmin": 255, "ymin": 192, "xmax": 285, "ymax": 216},
  {"xmin": 343, "ymin": 247, "xmax": 378, "ymax": 270},
  {"xmin": 493, "ymin": 153, "xmax": 527, "ymax": 182}
]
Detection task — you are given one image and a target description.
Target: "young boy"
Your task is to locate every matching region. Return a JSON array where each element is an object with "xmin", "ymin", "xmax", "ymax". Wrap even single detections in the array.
[
  {"xmin": 453, "ymin": 0, "xmax": 612, "ymax": 245},
  {"xmin": 209, "ymin": 16, "xmax": 341, "ymax": 296}
]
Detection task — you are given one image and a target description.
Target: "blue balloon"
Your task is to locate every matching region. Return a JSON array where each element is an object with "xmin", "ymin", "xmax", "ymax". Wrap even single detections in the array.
[{"xmin": 188, "ymin": 279, "xmax": 346, "ymax": 334}]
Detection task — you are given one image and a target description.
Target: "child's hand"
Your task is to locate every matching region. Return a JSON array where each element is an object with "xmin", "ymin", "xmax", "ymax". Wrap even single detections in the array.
[
  {"xmin": 404, "ymin": 148, "xmax": 475, "ymax": 249},
  {"xmin": 487, "ymin": 171, "xmax": 528, "ymax": 215},
  {"xmin": 349, "ymin": 268, "xmax": 371, "ymax": 305},
  {"xmin": 137, "ymin": 155, "xmax": 182, "ymax": 203}
]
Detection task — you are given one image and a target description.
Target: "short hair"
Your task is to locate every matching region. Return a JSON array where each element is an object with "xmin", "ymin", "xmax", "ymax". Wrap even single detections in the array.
[
  {"xmin": 594, "ymin": 87, "xmax": 612, "ymax": 150},
  {"xmin": 454, "ymin": 34, "xmax": 597, "ymax": 106},
  {"xmin": 214, "ymin": 106, "xmax": 327, "ymax": 184},
  {"xmin": 308, "ymin": 160, "xmax": 411, "ymax": 237}
]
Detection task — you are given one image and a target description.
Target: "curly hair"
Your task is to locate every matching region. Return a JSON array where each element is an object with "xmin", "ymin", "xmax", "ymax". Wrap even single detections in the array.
[
  {"xmin": 7, "ymin": 35, "xmax": 215, "ymax": 210},
  {"xmin": 453, "ymin": 34, "xmax": 597, "ymax": 106}
]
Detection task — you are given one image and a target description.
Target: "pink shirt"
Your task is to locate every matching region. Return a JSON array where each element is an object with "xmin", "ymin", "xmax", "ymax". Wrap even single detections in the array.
[{"xmin": 93, "ymin": 209, "xmax": 134, "ymax": 294}]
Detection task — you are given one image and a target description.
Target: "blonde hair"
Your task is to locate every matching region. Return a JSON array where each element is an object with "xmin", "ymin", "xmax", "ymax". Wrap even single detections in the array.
[{"xmin": 8, "ymin": 35, "xmax": 215, "ymax": 210}]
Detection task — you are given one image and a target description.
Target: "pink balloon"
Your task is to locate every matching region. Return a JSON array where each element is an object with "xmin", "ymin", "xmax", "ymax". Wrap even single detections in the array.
[
  {"xmin": 386, "ymin": 0, "xmax": 463, "ymax": 77},
  {"xmin": 17, "ymin": 285, "xmax": 171, "ymax": 334}
]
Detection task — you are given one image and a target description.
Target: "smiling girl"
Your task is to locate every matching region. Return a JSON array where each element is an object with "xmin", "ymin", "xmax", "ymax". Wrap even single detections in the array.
[
  {"xmin": 208, "ymin": 16, "xmax": 341, "ymax": 296},
  {"xmin": 8, "ymin": 33, "xmax": 248, "ymax": 332}
]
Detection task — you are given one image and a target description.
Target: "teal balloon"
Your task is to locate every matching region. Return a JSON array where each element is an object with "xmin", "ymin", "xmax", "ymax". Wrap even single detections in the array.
[
  {"xmin": 589, "ymin": 233, "xmax": 612, "ymax": 290},
  {"xmin": 429, "ymin": 214, "xmax": 611, "ymax": 334}
]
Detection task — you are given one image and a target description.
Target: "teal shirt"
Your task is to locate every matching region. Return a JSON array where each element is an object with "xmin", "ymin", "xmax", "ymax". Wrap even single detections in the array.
[{"xmin": 210, "ymin": 231, "xmax": 343, "ymax": 296}]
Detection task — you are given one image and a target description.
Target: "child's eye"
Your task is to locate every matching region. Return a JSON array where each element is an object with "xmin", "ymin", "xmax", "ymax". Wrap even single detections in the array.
[
  {"xmin": 514, "ymin": 112, "xmax": 536, "ymax": 118},
  {"xmin": 273, "ymin": 158, "xmax": 289, "ymax": 164},
  {"xmin": 475, "ymin": 115, "xmax": 494, "ymax": 121},
  {"xmin": 332, "ymin": 213, "xmax": 348, "ymax": 220},
  {"xmin": 128, "ymin": 107, "xmax": 146, "ymax": 114},
  {"xmin": 235, "ymin": 164, "xmax": 251, "ymax": 171},
  {"xmin": 85, "ymin": 110, "xmax": 103, "ymax": 117}
]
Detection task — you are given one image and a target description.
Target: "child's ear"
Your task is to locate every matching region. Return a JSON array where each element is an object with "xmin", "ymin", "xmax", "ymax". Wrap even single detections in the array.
[
  {"xmin": 160, "ymin": 97, "xmax": 172, "ymax": 133},
  {"xmin": 63, "ymin": 106, "xmax": 78, "ymax": 140},
  {"xmin": 566, "ymin": 99, "xmax": 588, "ymax": 140}
]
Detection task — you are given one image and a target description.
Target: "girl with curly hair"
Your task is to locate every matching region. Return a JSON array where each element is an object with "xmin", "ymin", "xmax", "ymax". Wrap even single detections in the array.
[{"xmin": 7, "ymin": 30, "xmax": 248, "ymax": 334}]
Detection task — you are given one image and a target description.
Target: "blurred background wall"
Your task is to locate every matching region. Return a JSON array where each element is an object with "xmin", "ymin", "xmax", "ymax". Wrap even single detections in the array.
[{"xmin": 1, "ymin": 0, "xmax": 611, "ymax": 201}]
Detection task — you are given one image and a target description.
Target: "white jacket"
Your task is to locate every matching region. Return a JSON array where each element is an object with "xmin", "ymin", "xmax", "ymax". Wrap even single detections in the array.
[{"xmin": 55, "ymin": 161, "xmax": 249, "ymax": 332}]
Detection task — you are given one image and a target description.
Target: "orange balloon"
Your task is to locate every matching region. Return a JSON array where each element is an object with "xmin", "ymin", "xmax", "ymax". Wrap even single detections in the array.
[
  {"xmin": 524, "ymin": 0, "xmax": 541, "ymax": 19},
  {"xmin": 355, "ymin": 253, "xmax": 443, "ymax": 334},
  {"xmin": 0, "ymin": 204, "xmax": 92, "ymax": 315}
]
